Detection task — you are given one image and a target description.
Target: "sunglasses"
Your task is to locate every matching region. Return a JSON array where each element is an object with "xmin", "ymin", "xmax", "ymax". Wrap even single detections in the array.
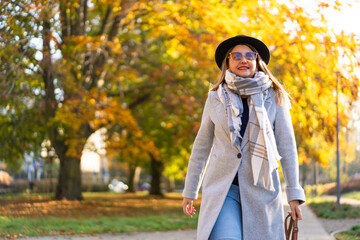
[{"xmin": 229, "ymin": 52, "xmax": 258, "ymax": 61}]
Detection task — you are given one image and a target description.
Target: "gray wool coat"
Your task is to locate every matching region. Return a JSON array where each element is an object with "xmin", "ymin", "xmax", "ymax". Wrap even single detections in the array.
[{"xmin": 182, "ymin": 88, "xmax": 306, "ymax": 240}]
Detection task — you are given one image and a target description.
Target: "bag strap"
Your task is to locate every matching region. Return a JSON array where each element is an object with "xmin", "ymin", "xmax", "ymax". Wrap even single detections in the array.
[{"xmin": 285, "ymin": 213, "xmax": 298, "ymax": 240}]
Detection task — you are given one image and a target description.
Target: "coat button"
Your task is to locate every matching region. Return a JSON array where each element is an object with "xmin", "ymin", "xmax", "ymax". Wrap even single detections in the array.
[{"xmin": 237, "ymin": 153, "xmax": 241, "ymax": 158}]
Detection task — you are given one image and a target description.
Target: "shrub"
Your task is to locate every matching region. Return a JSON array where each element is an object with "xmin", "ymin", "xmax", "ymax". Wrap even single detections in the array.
[
  {"xmin": 305, "ymin": 179, "xmax": 360, "ymax": 196},
  {"xmin": 81, "ymin": 183, "xmax": 109, "ymax": 192},
  {"xmin": 305, "ymin": 182, "xmax": 335, "ymax": 196},
  {"xmin": 8, "ymin": 179, "xmax": 56, "ymax": 194},
  {"xmin": 309, "ymin": 198, "xmax": 360, "ymax": 219},
  {"xmin": 335, "ymin": 224, "xmax": 360, "ymax": 239},
  {"xmin": 7, "ymin": 179, "xmax": 109, "ymax": 194},
  {"xmin": 326, "ymin": 179, "xmax": 360, "ymax": 195}
]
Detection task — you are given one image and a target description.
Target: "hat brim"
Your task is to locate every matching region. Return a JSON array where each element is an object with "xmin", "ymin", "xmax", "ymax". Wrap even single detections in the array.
[{"xmin": 215, "ymin": 35, "xmax": 270, "ymax": 70}]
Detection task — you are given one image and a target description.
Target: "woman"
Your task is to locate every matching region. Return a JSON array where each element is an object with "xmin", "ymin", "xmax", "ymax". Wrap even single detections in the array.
[{"xmin": 182, "ymin": 35, "xmax": 305, "ymax": 240}]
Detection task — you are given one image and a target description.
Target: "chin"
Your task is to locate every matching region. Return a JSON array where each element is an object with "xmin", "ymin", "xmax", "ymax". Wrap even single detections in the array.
[{"xmin": 237, "ymin": 73, "xmax": 252, "ymax": 78}]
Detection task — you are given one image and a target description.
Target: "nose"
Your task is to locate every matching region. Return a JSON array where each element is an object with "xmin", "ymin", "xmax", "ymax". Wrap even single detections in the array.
[{"xmin": 240, "ymin": 56, "xmax": 247, "ymax": 63}]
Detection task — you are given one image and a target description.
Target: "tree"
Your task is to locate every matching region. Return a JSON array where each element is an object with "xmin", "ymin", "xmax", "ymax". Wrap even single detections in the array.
[
  {"xmin": 117, "ymin": 1, "xmax": 217, "ymax": 194},
  {"xmin": 1, "ymin": 0, "xmax": 153, "ymax": 199},
  {"xmin": 1, "ymin": 0, "xmax": 358, "ymax": 198},
  {"xmin": 0, "ymin": 0, "xmax": 45, "ymax": 171},
  {"xmin": 133, "ymin": 0, "xmax": 359, "ymax": 190}
]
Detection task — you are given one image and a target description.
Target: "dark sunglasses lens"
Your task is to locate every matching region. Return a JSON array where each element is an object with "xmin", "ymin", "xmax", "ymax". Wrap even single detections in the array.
[
  {"xmin": 231, "ymin": 52, "xmax": 257, "ymax": 60},
  {"xmin": 232, "ymin": 52, "xmax": 242, "ymax": 60},
  {"xmin": 245, "ymin": 52, "xmax": 257, "ymax": 60}
]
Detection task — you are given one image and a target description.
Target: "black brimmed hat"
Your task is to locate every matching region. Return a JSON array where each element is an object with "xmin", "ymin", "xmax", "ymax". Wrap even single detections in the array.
[{"xmin": 215, "ymin": 35, "xmax": 270, "ymax": 70}]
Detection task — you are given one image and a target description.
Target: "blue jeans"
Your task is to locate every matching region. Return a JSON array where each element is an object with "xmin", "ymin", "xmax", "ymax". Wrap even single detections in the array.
[{"xmin": 209, "ymin": 184, "xmax": 242, "ymax": 240}]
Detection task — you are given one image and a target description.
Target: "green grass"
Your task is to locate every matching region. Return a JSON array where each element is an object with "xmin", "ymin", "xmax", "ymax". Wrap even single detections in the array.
[
  {"xmin": 308, "ymin": 197, "xmax": 360, "ymax": 219},
  {"xmin": 0, "ymin": 192, "xmax": 200, "ymax": 239},
  {"xmin": 335, "ymin": 225, "xmax": 360, "ymax": 240},
  {"xmin": 0, "ymin": 214, "xmax": 199, "ymax": 238},
  {"xmin": 342, "ymin": 191, "xmax": 360, "ymax": 201},
  {"xmin": 307, "ymin": 196, "xmax": 360, "ymax": 239}
]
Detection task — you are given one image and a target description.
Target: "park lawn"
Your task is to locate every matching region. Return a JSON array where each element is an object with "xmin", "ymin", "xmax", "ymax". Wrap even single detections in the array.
[
  {"xmin": 335, "ymin": 225, "xmax": 360, "ymax": 240},
  {"xmin": 308, "ymin": 197, "xmax": 360, "ymax": 240},
  {"xmin": 342, "ymin": 191, "xmax": 360, "ymax": 201},
  {"xmin": 335, "ymin": 191, "xmax": 360, "ymax": 240},
  {"xmin": 0, "ymin": 192, "xmax": 199, "ymax": 239},
  {"xmin": 308, "ymin": 197, "xmax": 360, "ymax": 219}
]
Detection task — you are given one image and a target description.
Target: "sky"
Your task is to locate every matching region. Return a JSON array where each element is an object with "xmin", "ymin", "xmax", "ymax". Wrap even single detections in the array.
[
  {"xmin": 326, "ymin": 1, "xmax": 360, "ymax": 35},
  {"xmin": 295, "ymin": 0, "xmax": 360, "ymax": 35}
]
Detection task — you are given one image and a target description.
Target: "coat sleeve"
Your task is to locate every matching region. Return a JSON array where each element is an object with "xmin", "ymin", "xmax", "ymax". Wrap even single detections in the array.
[
  {"xmin": 275, "ymin": 98, "xmax": 306, "ymax": 204},
  {"xmin": 182, "ymin": 92, "xmax": 215, "ymax": 200}
]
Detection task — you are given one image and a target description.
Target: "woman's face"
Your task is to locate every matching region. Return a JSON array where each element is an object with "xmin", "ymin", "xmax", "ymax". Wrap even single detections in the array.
[{"xmin": 228, "ymin": 45, "xmax": 258, "ymax": 78}]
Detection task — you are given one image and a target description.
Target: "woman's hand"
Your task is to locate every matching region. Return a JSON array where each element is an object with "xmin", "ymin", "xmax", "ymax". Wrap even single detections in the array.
[
  {"xmin": 182, "ymin": 197, "xmax": 196, "ymax": 217},
  {"xmin": 288, "ymin": 200, "xmax": 302, "ymax": 220}
]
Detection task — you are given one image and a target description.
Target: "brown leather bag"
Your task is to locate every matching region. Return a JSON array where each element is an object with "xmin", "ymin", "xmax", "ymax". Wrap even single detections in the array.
[{"xmin": 285, "ymin": 213, "xmax": 298, "ymax": 240}]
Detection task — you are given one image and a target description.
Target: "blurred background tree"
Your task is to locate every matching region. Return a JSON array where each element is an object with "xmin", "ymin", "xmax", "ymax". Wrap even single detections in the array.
[{"xmin": 0, "ymin": 0, "xmax": 359, "ymax": 199}]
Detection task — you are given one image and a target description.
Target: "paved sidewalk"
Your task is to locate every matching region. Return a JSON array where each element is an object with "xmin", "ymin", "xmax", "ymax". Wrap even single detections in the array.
[
  {"xmin": 285, "ymin": 204, "xmax": 334, "ymax": 240},
  {"xmin": 17, "ymin": 204, "xmax": 334, "ymax": 240}
]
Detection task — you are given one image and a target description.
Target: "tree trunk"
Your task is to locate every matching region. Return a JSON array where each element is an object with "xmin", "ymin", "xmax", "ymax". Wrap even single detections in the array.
[
  {"xmin": 134, "ymin": 166, "xmax": 141, "ymax": 190},
  {"xmin": 312, "ymin": 159, "xmax": 318, "ymax": 195},
  {"xmin": 127, "ymin": 164, "xmax": 141, "ymax": 192},
  {"xmin": 149, "ymin": 154, "xmax": 163, "ymax": 195},
  {"xmin": 300, "ymin": 162, "xmax": 309, "ymax": 187},
  {"xmin": 127, "ymin": 164, "xmax": 136, "ymax": 192},
  {"xmin": 165, "ymin": 177, "xmax": 175, "ymax": 192},
  {"xmin": 56, "ymin": 156, "xmax": 83, "ymax": 200},
  {"xmin": 49, "ymin": 158, "xmax": 54, "ymax": 193}
]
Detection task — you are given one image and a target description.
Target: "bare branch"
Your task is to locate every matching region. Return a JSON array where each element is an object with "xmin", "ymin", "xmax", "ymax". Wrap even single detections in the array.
[
  {"xmin": 59, "ymin": 0, "xmax": 70, "ymax": 39},
  {"xmin": 98, "ymin": 5, "xmax": 113, "ymax": 36}
]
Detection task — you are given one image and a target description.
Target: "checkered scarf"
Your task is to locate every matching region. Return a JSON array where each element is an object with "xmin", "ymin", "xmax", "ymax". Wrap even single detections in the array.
[{"xmin": 218, "ymin": 70, "xmax": 281, "ymax": 191}]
